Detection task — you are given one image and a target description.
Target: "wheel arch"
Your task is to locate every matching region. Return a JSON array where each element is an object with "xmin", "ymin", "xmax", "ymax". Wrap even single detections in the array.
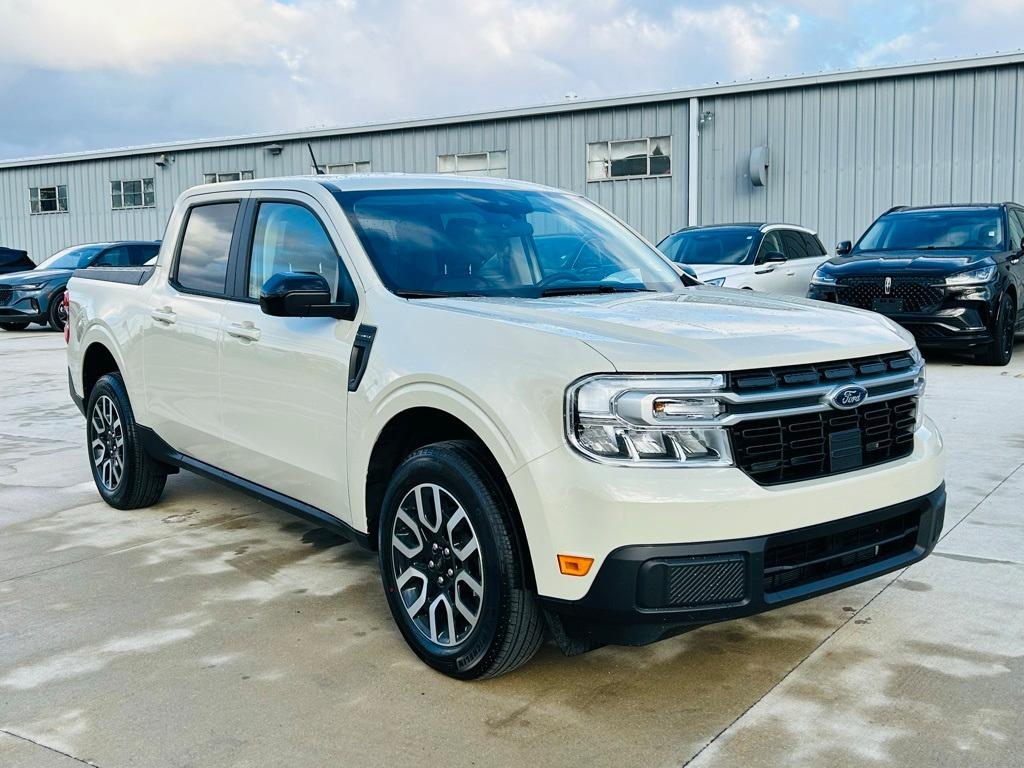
[{"xmin": 81, "ymin": 340, "xmax": 124, "ymax": 403}]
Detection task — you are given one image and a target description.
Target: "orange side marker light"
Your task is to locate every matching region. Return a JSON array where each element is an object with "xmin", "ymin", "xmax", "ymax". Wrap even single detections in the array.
[{"xmin": 557, "ymin": 554, "xmax": 594, "ymax": 577}]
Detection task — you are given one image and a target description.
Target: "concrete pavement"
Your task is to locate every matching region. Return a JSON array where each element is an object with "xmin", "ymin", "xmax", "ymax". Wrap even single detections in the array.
[{"xmin": 1, "ymin": 327, "xmax": 1022, "ymax": 767}]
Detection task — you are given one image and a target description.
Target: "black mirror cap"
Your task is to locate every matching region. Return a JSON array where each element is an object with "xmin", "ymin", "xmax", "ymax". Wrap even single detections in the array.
[
  {"xmin": 259, "ymin": 272, "xmax": 355, "ymax": 320},
  {"xmin": 836, "ymin": 240, "xmax": 853, "ymax": 256},
  {"xmin": 764, "ymin": 251, "xmax": 787, "ymax": 263},
  {"xmin": 674, "ymin": 262, "xmax": 700, "ymax": 285}
]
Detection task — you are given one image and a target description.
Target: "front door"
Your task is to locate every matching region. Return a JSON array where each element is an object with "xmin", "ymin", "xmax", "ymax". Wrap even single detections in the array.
[
  {"xmin": 751, "ymin": 231, "xmax": 796, "ymax": 294},
  {"xmin": 218, "ymin": 194, "xmax": 360, "ymax": 521},
  {"xmin": 142, "ymin": 198, "xmax": 244, "ymax": 466}
]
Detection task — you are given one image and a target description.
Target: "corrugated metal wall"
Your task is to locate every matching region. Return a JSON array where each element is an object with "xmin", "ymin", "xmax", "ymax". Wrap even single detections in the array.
[
  {"xmin": 0, "ymin": 103, "xmax": 687, "ymax": 261},
  {"xmin": 698, "ymin": 63, "xmax": 1024, "ymax": 250}
]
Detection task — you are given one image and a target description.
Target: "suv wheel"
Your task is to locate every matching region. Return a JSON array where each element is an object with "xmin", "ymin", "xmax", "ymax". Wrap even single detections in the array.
[
  {"xmin": 48, "ymin": 293, "xmax": 68, "ymax": 332},
  {"xmin": 378, "ymin": 440, "xmax": 544, "ymax": 679},
  {"xmin": 0, "ymin": 321, "xmax": 29, "ymax": 332},
  {"xmin": 975, "ymin": 293, "xmax": 1016, "ymax": 366},
  {"xmin": 86, "ymin": 373, "xmax": 168, "ymax": 509}
]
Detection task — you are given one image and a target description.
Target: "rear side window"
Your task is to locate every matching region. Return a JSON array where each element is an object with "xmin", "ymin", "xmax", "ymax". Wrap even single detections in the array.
[
  {"xmin": 130, "ymin": 244, "xmax": 160, "ymax": 265},
  {"xmin": 175, "ymin": 203, "xmax": 238, "ymax": 294},
  {"xmin": 246, "ymin": 202, "xmax": 344, "ymax": 300},
  {"xmin": 93, "ymin": 246, "xmax": 129, "ymax": 267},
  {"xmin": 779, "ymin": 230, "xmax": 825, "ymax": 259}
]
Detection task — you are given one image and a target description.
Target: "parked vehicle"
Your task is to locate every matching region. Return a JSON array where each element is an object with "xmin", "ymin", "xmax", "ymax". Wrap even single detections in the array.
[
  {"xmin": 0, "ymin": 247, "xmax": 34, "ymax": 276},
  {"xmin": 0, "ymin": 241, "xmax": 160, "ymax": 332},
  {"xmin": 809, "ymin": 204, "xmax": 1024, "ymax": 365},
  {"xmin": 67, "ymin": 175, "xmax": 945, "ymax": 679},
  {"xmin": 657, "ymin": 223, "xmax": 830, "ymax": 295}
]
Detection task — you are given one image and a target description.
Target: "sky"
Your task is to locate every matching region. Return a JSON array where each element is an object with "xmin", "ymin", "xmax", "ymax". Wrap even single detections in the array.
[{"xmin": 0, "ymin": 0, "xmax": 1022, "ymax": 160}]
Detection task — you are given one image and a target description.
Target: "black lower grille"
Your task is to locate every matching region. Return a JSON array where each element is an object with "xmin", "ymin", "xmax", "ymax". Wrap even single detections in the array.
[
  {"xmin": 731, "ymin": 396, "xmax": 916, "ymax": 485},
  {"xmin": 0, "ymin": 287, "xmax": 11, "ymax": 306},
  {"xmin": 836, "ymin": 277, "xmax": 944, "ymax": 314},
  {"xmin": 637, "ymin": 555, "xmax": 747, "ymax": 609},
  {"xmin": 763, "ymin": 509, "xmax": 921, "ymax": 594}
]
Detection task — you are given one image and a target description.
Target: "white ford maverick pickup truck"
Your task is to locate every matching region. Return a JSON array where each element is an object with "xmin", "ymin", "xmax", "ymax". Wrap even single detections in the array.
[{"xmin": 67, "ymin": 175, "xmax": 945, "ymax": 679}]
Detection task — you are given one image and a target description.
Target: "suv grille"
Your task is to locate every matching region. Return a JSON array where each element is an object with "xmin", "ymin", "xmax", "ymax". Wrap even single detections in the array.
[
  {"xmin": 835, "ymin": 276, "xmax": 944, "ymax": 314},
  {"xmin": 731, "ymin": 396, "xmax": 917, "ymax": 485},
  {"xmin": 0, "ymin": 287, "xmax": 11, "ymax": 306},
  {"xmin": 763, "ymin": 509, "xmax": 921, "ymax": 594}
]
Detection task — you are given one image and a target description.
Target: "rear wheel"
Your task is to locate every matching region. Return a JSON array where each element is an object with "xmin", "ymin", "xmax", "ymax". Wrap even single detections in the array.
[
  {"xmin": 48, "ymin": 294, "xmax": 68, "ymax": 332},
  {"xmin": 86, "ymin": 373, "xmax": 168, "ymax": 509},
  {"xmin": 975, "ymin": 293, "xmax": 1016, "ymax": 366},
  {"xmin": 378, "ymin": 440, "xmax": 544, "ymax": 679},
  {"xmin": 0, "ymin": 321, "xmax": 29, "ymax": 331}
]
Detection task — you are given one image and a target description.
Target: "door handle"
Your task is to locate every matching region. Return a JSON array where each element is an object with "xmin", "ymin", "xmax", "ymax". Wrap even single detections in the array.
[
  {"xmin": 151, "ymin": 307, "xmax": 176, "ymax": 324},
  {"xmin": 226, "ymin": 322, "xmax": 261, "ymax": 342}
]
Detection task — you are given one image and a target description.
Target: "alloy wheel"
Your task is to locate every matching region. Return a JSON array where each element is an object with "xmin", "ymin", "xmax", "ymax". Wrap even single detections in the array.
[
  {"xmin": 390, "ymin": 483, "xmax": 484, "ymax": 647},
  {"xmin": 90, "ymin": 395, "xmax": 125, "ymax": 491},
  {"xmin": 1002, "ymin": 303, "xmax": 1016, "ymax": 360}
]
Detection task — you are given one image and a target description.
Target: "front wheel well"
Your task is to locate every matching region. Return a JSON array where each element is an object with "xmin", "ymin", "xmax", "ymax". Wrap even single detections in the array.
[
  {"xmin": 364, "ymin": 407, "xmax": 536, "ymax": 590},
  {"xmin": 82, "ymin": 343, "xmax": 121, "ymax": 402}
]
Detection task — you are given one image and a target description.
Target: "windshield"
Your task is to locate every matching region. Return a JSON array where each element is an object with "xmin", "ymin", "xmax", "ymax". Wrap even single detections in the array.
[
  {"xmin": 333, "ymin": 188, "xmax": 683, "ymax": 297},
  {"xmin": 36, "ymin": 245, "xmax": 104, "ymax": 270},
  {"xmin": 856, "ymin": 209, "xmax": 1004, "ymax": 252},
  {"xmin": 657, "ymin": 228, "xmax": 757, "ymax": 265}
]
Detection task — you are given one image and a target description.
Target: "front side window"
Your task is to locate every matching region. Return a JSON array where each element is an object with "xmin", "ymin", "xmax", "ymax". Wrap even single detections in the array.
[
  {"xmin": 334, "ymin": 187, "xmax": 682, "ymax": 298},
  {"xmin": 203, "ymin": 171, "xmax": 255, "ymax": 184},
  {"xmin": 757, "ymin": 231, "xmax": 784, "ymax": 262},
  {"xmin": 657, "ymin": 227, "xmax": 757, "ymax": 265},
  {"xmin": 175, "ymin": 203, "xmax": 238, "ymax": 294},
  {"xmin": 857, "ymin": 208, "xmax": 1005, "ymax": 252},
  {"xmin": 1007, "ymin": 210, "xmax": 1024, "ymax": 250},
  {"xmin": 29, "ymin": 185, "xmax": 68, "ymax": 214},
  {"xmin": 92, "ymin": 246, "xmax": 130, "ymax": 267},
  {"xmin": 247, "ymin": 202, "xmax": 342, "ymax": 299},
  {"xmin": 587, "ymin": 137, "xmax": 671, "ymax": 181},
  {"xmin": 437, "ymin": 151, "xmax": 508, "ymax": 178},
  {"xmin": 111, "ymin": 178, "xmax": 155, "ymax": 209},
  {"xmin": 315, "ymin": 161, "xmax": 371, "ymax": 175}
]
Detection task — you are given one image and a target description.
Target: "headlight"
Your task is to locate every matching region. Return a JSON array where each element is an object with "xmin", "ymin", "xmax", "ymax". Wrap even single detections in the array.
[
  {"xmin": 704, "ymin": 277, "xmax": 726, "ymax": 287},
  {"xmin": 945, "ymin": 265, "xmax": 996, "ymax": 285},
  {"xmin": 12, "ymin": 282, "xmax": 46, "ymax": 291},
  {"xmin": 566, "ymin": 375, "xmax": 734, "ymax": 466},
  {"xmin": 914, "ymin": 354, "xmax": 927, "ymax": 430},
  {"xmin": 810, "ymin": 267, "xmax": 836, "ymax": 286}
]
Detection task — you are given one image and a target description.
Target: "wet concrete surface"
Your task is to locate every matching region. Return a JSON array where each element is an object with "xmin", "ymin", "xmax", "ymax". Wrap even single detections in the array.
[{"xmin": 1, "ymin": 327, "xmax": 1022, "ymax": 767}]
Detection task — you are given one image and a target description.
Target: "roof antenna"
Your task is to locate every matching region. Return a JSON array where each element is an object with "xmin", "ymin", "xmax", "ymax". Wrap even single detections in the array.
[{"xmin": 308, "ymin": 143, "xmax": 324, "ymax": 175}]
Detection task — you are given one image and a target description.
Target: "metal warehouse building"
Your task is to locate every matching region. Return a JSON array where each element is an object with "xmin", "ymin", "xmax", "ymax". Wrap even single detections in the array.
[{"xmin": 2, "ymin": 52, "xmax": 1023, "ymax": 262}]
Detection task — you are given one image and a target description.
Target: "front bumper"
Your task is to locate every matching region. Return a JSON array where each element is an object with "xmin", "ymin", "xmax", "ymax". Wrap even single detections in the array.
[
  {"xmin": 0, "ymin": 286, "xmax": 49, "ymax": 323},
  {"xmin": 541, "ymin": 484, "xmax": 944, "ymax": 646}
]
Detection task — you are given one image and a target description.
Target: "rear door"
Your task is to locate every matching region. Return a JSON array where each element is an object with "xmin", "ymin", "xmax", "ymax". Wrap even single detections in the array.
[
  {"xmin": 217, "ymin": 192, "xmax": 361, "ymax": 520},
  {"xmin": 782, "ymin": 230, "xmax": 830, "ymax": 295},
  {"xmin": 142, "ymin": 196, "xmax": 247, "ymax": 465}
]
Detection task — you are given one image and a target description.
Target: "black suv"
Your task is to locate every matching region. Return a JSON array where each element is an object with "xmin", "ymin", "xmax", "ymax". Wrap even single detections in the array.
[
  {"xmin": 808, "ymin": 204, "xmax": 1024, "ymax": 365},
  {"xmin": 0, "ymin": 241, "xmax": 160, "ymax": 332}
]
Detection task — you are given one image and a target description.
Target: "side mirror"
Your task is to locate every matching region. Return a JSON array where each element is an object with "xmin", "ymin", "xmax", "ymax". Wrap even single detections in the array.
[
  {"xmin": 260, "ymin": 272, "xmax": 355, "ymax": 320},
  {"xmin": 836, "ymin": 240, "xmax": 853, "ymax": 256},
  {"xmin": 763, "ymin": 251, "xmax": 787, "ymax": 264},
  {"xmin": 668, "ymin": 261, "xmax": 701, "ymax": 286}
]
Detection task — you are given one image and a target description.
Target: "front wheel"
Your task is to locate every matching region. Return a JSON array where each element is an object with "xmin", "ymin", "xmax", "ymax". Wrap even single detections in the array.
[
  {"xmin": 975, "ymin": 293, "xmax": 1016, "ymax": 366},
  {"xmin": 48, "ymin": 293, "xmax": 68, "ymax": 332},
  {"xmin": 378, "ymin": 440, "xmax": 544, "ymax": 679}
]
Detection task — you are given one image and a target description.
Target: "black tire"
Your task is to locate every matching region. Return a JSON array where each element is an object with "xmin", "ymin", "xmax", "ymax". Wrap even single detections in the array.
[
  {"xmin": 0, "ymin": 321, "xmax": 29, "ymax": 331},
  {"xmin": 48, "ymin": 292, "xmax": 68, "ymax": 332},
  {"xmin": 975, "ymin": 293, "xmax": 1016, "ymax": 366},
  {"xmin": 86, "ymin": 373, "xmax": 168, "ymax": 509},
  {"xmin": 378, "ymin": 440, "xmax": 544, "ymax": 679}
]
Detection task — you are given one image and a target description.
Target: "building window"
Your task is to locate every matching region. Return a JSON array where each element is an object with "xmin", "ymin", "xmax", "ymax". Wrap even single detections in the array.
[
  {"xmin": 111, "ymin": 178, "xmax": 155, "ymax": 209},
  {"xmin": 586, "ymin": 137, "xmax": 671, "ymax": 181},
  {"xmin": 203, "ymin": 170, "xmax": 255, "ymax": 184},
  {"xmin": 29, "ymin": 185, "xmax": 68, "ymax": 214},
  {"xmin": 314, "ymin": 161, "xmax": 371, "ymax": 175},
  {"xmin": 437, "ymin": 150, "xmax": 507, "ymax": 178}
]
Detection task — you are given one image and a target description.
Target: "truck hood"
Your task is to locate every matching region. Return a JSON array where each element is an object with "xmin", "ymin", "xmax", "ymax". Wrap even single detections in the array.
[
  {"xmin": 419, "ymin": 287, "xmax": 913, "ymax": 372},
  {"xmin": 822, "ymin": 249, "xmax": 996, "ymax": 276},
  {"xmin": 0, "ymin": 268, "xmax": 70, "ymax": 285}
]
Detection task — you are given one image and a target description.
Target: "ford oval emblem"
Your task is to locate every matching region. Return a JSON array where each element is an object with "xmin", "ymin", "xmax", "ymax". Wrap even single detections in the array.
[{"xmin": 828, "ymin": 385, "xmax": 868, "ymax": 410}]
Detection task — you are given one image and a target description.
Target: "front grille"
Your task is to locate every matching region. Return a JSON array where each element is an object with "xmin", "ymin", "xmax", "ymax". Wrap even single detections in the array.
[
  {"xmin": 637, "ymin": 555, "xmax": 747, "ymax": 609},
  {"xmin": 731, "ymin": 396, "xmax": 917, "ymax": 485},
  {"xmin": 763, "ymin": 509, "xmax": 921, "ymax": 594},
  {"xmin": 0, "ymin": 287, "xmax": 11, "ymax": 306},
  {"xmin": 728, "ymin": 351, "xmax": 915, "ymax": 393},
  {"xmin": 835, "ymin": 276, "xmax": 944, "ymax": 314}
]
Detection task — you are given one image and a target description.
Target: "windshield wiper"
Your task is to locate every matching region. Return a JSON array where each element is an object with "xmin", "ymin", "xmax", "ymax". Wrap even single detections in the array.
[
  {"xmin": 539, "ymin": 285, "xmax": 655, "ymax": 297},
  {"xmin": 394, "ymin": 290, "xmax": 484, "ymax": 299}
]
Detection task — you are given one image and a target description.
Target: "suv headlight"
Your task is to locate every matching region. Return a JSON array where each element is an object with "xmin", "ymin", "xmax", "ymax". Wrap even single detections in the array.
[
  {"xmin": 12, "ymin": 281, "xmax": 46, "ymax": 291},
  {"xmin": 704, "ymin": 276, "xmax": 726, "ymax": 287},
  {"xmin": 945, "ymin": 265, "xmax": 996, "ymax": 285},
  {"xmin": 566, "ymin": 375, "xmax": 734, "ymax": 466},
  {"xmin": 810, "ymin": 267, "xmax": 836, "ymax": 286}
]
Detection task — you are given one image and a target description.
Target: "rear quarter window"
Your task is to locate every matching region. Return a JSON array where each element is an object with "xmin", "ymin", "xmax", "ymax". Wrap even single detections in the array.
[{"xmin": 174, "ymin": 203, "xmax": 238, "ymax": 295}]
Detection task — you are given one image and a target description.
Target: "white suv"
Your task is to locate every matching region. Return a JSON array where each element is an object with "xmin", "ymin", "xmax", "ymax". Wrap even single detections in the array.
[{"xmin": 67, "ymin": 175, "xmax": 945, "ymax": 679}]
